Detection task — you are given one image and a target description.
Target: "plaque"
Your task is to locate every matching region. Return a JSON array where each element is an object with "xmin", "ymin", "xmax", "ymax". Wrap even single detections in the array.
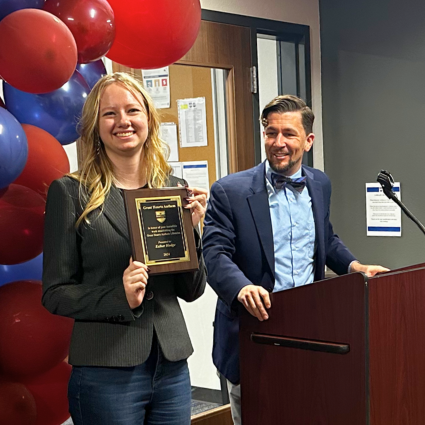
[{"xmin": 123, "ymin": 187, "xmax": 199, "ymax": 275}]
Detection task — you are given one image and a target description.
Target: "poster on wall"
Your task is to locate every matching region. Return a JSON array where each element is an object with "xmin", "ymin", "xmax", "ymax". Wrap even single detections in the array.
[
  {"xmin": 182, "ymin": 161, "xmax": 209, "ymax": 195},
  {"xmin": 142, "ymin": 67, "xmax": 170, "ymax": 109},
  {"xmin": 366, "ymin": 182, "xmax": 401, "ymax": 237},
  {"xmin": 177, "ymin": 97, "xmax": 208, "ymax": 148},
  {"xmin": 169, "ymin": 162, "xmax": 183, "ymax": 178},
  {"xmin": 160, "ymin": 122, "xmax": 179, "ymax": 162}
]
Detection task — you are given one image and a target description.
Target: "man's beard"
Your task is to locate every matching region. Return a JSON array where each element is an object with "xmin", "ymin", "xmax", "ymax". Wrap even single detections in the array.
[{"xmin": 268, "ymin": 155, "xmax": 300, "ymax": 175}]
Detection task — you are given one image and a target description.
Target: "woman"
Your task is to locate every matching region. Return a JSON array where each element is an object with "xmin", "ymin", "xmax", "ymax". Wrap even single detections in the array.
[{"xmin": 42, "ymin": 72, "xmax": 207, "ymax": 425}]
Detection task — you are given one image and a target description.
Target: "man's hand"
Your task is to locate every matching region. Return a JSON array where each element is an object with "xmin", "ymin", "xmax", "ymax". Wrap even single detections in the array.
[
  {"xmin": 350, "ymin": 261, "xmax": 389, "ymax": 277},
  {"xmin": 237, "ymin": 285, "xmax": 271, "ymax": 321}
]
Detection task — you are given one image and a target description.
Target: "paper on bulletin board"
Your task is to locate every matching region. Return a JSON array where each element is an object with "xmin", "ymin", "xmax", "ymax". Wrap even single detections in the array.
[
  {"xmin": 142, "ymin": 67, "xmax": 170, "ymax": 109},
  {"xmin": 160, "ymin": 122, "xmax": 179, "ymax": 162},
  {"xmin": 366, "ymin": 182, "xmax": 401, "ymax": 236},
  {"xmin": 169, "ymin": 162, "xmax": 183, "ymax": 179},
  {"xmin": 182, "ymin": 161, "xmax": 209, "ymax": 194},
  {"xmin": 177, "ymin": 97, "xmax": 208, "ymax": 148}
]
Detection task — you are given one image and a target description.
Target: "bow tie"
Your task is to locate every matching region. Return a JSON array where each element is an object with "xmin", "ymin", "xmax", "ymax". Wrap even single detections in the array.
[{"xmin": 271, "ymin": 173, "xmax": 307, "ymax": 193}]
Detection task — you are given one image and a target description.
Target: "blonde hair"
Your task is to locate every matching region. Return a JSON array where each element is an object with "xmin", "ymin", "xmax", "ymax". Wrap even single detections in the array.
[{"xmin": 71, "ymin": 72, "xmax": 171, "ymax": 227}]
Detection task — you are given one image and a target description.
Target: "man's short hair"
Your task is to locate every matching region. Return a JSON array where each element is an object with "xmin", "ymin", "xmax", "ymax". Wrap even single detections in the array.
[{"xmin": 260, "ymin": 95, "xmax": 314, "ymax": 134}]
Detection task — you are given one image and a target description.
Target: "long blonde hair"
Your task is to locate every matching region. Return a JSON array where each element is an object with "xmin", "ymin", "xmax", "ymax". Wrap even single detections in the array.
[{"xmin": 71, "ymin": 72, "xmax": 171, "ymax": 227}]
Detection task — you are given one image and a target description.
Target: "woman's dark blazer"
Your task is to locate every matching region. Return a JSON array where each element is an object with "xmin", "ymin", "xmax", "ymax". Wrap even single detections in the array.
[{"xmin": 42, "ymin": 175, "xmax": 206, "ymax": 367}]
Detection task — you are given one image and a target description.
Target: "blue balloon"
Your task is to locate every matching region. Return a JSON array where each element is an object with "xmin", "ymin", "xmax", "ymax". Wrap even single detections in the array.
[
  {"xmin": 0, "ymin": 0, "xmax": 45, "ymax": 21},
  {"xmin": 0, "ymin": 107, "xmax": 28, "ymax": 189},
  {"xmin": 77, "ymin": 60, "xmax": 107, "ymax": 90},
  {"xmin": 0, "ymin": 253, "xmax": 43, "ymax": 287},
  {"xmin": 4, "ymin": 70, "xmax": 90, "ymax": 145}
]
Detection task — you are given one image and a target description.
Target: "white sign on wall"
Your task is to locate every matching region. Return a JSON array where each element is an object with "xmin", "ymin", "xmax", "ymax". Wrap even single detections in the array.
[{"xmin": 366, "ymin": 182, "xmax": 401, "ymax": 237}]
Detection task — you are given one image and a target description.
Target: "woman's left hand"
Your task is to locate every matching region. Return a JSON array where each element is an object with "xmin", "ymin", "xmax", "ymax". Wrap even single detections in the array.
[{"xmin": 185, "ymin": 187, "xmax": 208, "ymax": 228}]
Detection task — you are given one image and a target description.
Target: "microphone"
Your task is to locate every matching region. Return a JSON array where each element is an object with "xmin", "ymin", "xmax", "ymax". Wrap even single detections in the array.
[
  {"xmin": 377, "ymin": 170, "xmax": 425, "ymax": 236},
  {"xmin": 377, "ymin": 170, "xmax": 397, "ymax": 200}
]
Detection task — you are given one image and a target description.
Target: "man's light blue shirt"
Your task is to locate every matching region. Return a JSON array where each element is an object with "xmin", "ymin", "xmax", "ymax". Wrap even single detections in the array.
[{"xmin": 265, "ymin": 161, "xmax": 316, "ymax": 292}]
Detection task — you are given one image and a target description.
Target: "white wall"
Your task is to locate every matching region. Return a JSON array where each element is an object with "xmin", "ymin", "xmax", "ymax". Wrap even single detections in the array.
[
  {"xmin": 201, "ymin": 0, "xmax": 324, "ymax": 170},
  {"xmin": 257, "ymin": 37, "xmax": 279, "ymax": 162}
]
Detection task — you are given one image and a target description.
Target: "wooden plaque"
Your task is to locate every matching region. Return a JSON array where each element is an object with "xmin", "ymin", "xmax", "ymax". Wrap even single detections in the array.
[{"xmin": 123, "ymin": 187, "xmax": 199, "ymax": 275}]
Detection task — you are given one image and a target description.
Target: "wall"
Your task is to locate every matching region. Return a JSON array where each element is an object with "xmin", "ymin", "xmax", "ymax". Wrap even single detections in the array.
[
  {"xmin": 201, "ymin": 0, "xmax": 324, "ymax": 169},
  {"xmin": 320, "ymin": 0, "xmax": 425, "ymax": 268}
]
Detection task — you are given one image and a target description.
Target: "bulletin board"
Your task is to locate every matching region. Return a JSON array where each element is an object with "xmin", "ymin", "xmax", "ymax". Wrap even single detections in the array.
[{"xmin": 112, "ymin": 62, "xmax": 218, "ymax": 189}]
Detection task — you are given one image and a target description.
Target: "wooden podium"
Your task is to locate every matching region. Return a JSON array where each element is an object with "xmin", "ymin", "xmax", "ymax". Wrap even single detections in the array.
[{"xmin": 239, "ymin": 265, "xmax": 425, "ymax": 424}]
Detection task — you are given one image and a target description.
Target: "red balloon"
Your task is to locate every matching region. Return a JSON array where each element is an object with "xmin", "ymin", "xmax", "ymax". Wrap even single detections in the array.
[
  {"xmin": 44, "ymin": 0, "xmax": 115, "ymax": 64},
  {"xmin": 0, "ymin": 185, "xmax": 45, "ymax": 265},
  {"xmin": 0, "ymin": 281, "xmax": 73, "ymax": 379},
  {"xmin": 24, "ymin": 362, "xmax": 72, "ymax": 425},
  {"xmin": 14, "ymin": 125, "xmax": 70, "ymax": 199},
  {"xmin": 0, "ymin": 9, "xmax": 77, "ymax": 94},
  {"xmin": 0, "ymin": 380, "xmax": 37, "ymax": 425},
  {"xmin": 106, "ymin": 0, "xmax": 201, "ymax": 69}
]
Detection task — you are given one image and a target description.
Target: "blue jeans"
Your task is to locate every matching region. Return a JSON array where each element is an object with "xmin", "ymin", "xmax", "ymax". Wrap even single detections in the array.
[{"xmin": 68, "ymin": 338, "xmax": 191, "ymax": 425}]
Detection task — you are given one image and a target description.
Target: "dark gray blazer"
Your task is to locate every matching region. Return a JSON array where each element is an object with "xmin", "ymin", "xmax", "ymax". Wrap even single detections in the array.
[{"xmin": 42, "ymin": 175, "xmax": 206, "ymax": 367}]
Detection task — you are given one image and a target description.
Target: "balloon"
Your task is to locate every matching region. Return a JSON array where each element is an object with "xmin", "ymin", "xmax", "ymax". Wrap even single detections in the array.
[
  {"xmin": 0, "ymin": 253, "xmax": 43, "ymax": 287},
  {"xmin": 0, "ymin": 0, "xmax": 44, "ymax": 22},
  {"xmin": 0, "ymin": 185, "xmax": 45, "ymax": 265},
  {"xmin": 0, "ymin": 380, "xmax": 37, "ymax": 425},
  {"xmin": 77, "ymin": 59, "xmax": 107, "ymax": 89},
  {"xmin": 0, "ymin": 107, "xmax": 28, "ymax": 189},
  {"xmin": 14, "ymin": 125, "xmax": 70, "ymax": 198},
  {"xmin": 44, "ymin": 0, "xmax": 115, "ymax": 64},
  {"xmin": 4, "ymin": 70, "xmax": 90, "ymax": 145},
  {"xmin": 0, "ymin": 281, "xmax": 73, "ymax": 379},
  {"xmin": 106, "ymin": 0, "xmax": 201, "ymax": 69},
  {"xmin": 0, "ymin": 9, "xmax": 77, "ymax": 94},
  {"xmin": 24, "ymin": 362, "xmax": 72, "ymax": 425}
]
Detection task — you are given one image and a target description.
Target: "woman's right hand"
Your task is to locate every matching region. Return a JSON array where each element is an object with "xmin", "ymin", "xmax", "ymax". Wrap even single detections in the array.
[{"xmin": 123, "ymin": 258, "xmax": 149, "ymax": 309}]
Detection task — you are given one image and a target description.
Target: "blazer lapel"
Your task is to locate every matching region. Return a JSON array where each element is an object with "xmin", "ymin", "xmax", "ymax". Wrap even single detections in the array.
[
  {"xmin": 303, "ymin": 167, "xmax": 325, "ymax": 280},
  {"xmin": 103, "ymin": 186, "xmax": 130, "ymax": 241},
  {"xmin": 247, "ymin": 163, "xmax": 275, "ymax": 277}
]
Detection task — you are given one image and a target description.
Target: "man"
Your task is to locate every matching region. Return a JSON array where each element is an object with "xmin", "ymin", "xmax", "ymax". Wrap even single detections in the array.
[{"xmin": 202, "ymin": 95, "xmax": 388, "ymax": 424}]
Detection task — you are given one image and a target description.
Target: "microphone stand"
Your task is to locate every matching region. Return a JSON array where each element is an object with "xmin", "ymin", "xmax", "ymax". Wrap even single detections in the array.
[{"xmin": 377, "ymin": 170, "xmax": 425, "ymax": 236}]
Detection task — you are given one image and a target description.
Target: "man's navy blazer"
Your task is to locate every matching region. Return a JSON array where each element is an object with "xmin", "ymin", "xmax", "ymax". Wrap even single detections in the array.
[{"xmin": 203, "ymin": 162, "xmax": 356, "ymax": 384}]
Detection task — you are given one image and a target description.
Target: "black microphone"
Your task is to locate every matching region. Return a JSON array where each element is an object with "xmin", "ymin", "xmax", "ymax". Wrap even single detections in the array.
[
  {"xmin": 377, "ymin": 170, "xmax": 397, "ymax": 200},
  {"xmin": 377, "ymin": 170, "xmax": 425, "ymax": 236}
]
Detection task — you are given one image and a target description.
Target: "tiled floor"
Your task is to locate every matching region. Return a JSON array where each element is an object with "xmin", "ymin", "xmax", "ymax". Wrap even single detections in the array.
[{"xmin": 191, "ymin": 400, "xmax": 221, "ymax": 416}]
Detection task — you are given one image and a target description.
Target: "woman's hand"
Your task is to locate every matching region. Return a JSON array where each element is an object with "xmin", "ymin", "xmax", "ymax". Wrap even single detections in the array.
[
  {"xmin": 123, "ymin": 258, "xmax": 148, "ymax": 309},
  {"xmin": 184, "ymin": 187, "xmax": 208, "ymax": 228}
]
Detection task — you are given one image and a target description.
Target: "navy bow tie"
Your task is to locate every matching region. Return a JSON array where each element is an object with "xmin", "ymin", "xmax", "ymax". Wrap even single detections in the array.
[{"xmin": 271, "ymin": 173, "xmax": 307, "ymax": 193}]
